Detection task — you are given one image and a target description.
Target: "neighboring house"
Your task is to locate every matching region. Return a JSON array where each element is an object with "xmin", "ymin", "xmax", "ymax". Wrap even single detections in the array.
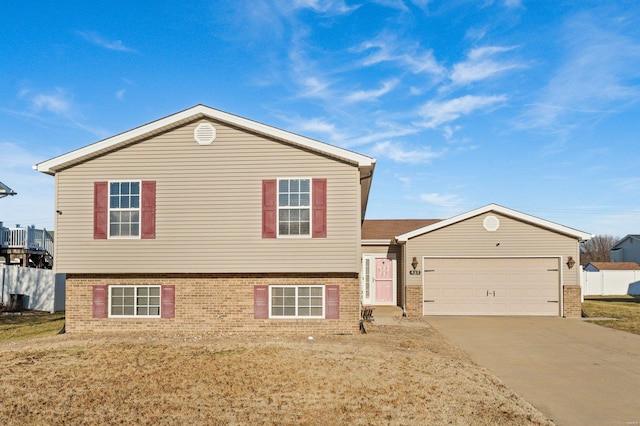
[
  {"xmin": 35, "ymin": 105, "xmax": 592, "ymax": 334},
  {"xmin": 609, "ymin": 235, "xmax": 640, "ymax": 263},
  {"xmin": 0, "ymin": 223, "xmax": 54, "ymax": 268},
  {"xmin": 583, "ymin": 262, "xmax": 640, "ymax": 272},
  {"xmin": 35, "ymin": 105, "xmax": 375, "ymax": 335},
  {"xmin": 362, "ymin": 205, "xmax": 592, "ymax": 318}
]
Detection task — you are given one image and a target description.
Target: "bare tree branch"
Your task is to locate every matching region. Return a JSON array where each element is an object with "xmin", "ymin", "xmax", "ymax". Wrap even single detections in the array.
[{"xmin": 581, "ymin": 235, "xmax": 620, "ymax": 265}]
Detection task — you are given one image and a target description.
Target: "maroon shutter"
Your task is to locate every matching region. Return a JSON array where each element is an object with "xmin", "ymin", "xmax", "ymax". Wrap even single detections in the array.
[
  {"xmin": 161, "ymin": 285, "xmax": 175, "ymax": 318},
  {"xmin": 325, "ymin": 285, "xmax": 339, "ymax": 319},
  {"xmin": 312, "ymin": 178, "xmax": 327, "ymax": 238},
  {"xmin": 141, "ymin": 180, "xmax": 156, "ymax": 239},
  {"xmin": 92, "ymin": 285, "xmax": 108, "ymax": 318},
  {"xmin": 94, "ymin": 182, "xmax": 108, "ymax": 239},
  {"xmin": 262, "ymin": 180, "xmax": 277, "ymax": 238},
  {"xmin": 254, "ymin": 285, "xmax": 269, "ymax": 319}
]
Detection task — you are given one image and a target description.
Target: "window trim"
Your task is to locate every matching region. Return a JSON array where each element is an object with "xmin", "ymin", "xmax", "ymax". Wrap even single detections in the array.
[
  {"xmin": 108, "ymin": 285, "xmax": 161, "ymax": 318},
  {"xmin": 108, "ymin": 180, "xmax": 142, "ymax": 239},
  {"xmin": 276, "ymin": 177, "xmax": 313, "ymax": 239},
  {"xmin": 268, "ymin": 285, "xmax": 325, "ymax": 319}
]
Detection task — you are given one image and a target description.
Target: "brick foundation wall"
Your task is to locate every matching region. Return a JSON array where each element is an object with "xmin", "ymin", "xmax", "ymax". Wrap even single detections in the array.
[
  {"xmin": 563, "ymin": 285, "xmax": 582, "ymax": 318},
  {"xmin": 66, "ymin": 274, "xmax": 360, "ymax": 336},
  {"xmin": 405, "ymin": 285, "xmax": 422, "ymax": 317}
]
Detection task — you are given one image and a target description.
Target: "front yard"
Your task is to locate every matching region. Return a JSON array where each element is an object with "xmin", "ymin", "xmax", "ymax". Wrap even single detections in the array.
[
  {"xmin": 0, "ymin": 319, "xmax": 552, "ymax": 425},
  {"xmin": 582, "ymin": 295, "xmax": 640, "ymax": 335}
]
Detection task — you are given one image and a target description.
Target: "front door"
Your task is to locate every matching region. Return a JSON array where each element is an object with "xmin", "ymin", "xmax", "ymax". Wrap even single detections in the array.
[
  {"xmin": 375, "ymin": 258, "xmax": 394, "ymax": 303},
  {"xmin": 361, "ymin": 254, "xmax": 396, "ymax": 306}
]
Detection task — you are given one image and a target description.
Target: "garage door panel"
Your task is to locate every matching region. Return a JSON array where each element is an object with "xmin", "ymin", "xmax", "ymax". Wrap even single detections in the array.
[{"xmin": 423, "ymin": 257, "xmax": 560, "ymax": 316}]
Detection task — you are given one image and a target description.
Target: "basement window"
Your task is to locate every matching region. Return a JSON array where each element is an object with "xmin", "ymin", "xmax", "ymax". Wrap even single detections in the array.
[
  {"xmin": 109, "ymin": 285, "xmax": 161, "ymax": 317},
  {"xmin": 269, "ymin": 285, "xmax": 324, "ymax": 318}
]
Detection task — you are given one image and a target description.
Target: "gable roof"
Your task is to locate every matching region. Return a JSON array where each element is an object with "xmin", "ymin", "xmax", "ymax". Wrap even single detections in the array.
[
  {"xmin": 396, "ymin": 203, "xmax": 593, "ymax": 242},
  {"xmin": 34, "ymin": 104, "xmax": 377, "ymax": 216},
  {"xmin": 362, "ymin": 219, "xmax": 442, "ymax": 241},
  {"xmin": 610, "ymin": 235, "xmax": 640, "ymax": 250},
  {"xmin": 585, "ymin": 262, "xmax": 640, "ymax": 271},
  {"xmin": 34, "ymin": 104, "xmax": 376, "ymax": 174}
]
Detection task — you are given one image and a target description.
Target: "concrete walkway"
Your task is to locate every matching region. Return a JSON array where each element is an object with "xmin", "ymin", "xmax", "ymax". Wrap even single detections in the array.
[{"xmin": 427, "ymin": 317, "xmax": 640, "ymax": 426}]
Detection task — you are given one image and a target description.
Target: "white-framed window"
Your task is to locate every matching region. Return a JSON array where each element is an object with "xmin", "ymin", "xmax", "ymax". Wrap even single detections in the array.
[
  {"xmin": 269, "ymin": 285, "xmax": 324, "ymax": 318},
  {"xmin": 277, "ymin": 178, "xmax": 311, "ymax": 237},
  {"xmin": 109, "ymin": 181, "xmax": 140, "ymax": 238},
  {"xmin": 109, "ymin": 285, "xmax": 161, "ymax": 318}
]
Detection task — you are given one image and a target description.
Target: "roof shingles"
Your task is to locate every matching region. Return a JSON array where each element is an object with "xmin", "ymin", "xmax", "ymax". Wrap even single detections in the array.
[{"xmin": 362, "ymin": 219, "xmax": 441, "ymax": 240}]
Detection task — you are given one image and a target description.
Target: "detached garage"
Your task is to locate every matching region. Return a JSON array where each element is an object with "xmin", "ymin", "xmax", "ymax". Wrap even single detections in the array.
[{"xmin": 363, "ymin": 204, "xmax": 592, "ymax": 318}]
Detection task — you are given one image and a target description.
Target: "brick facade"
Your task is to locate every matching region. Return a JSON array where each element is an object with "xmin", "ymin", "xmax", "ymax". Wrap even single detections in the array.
[
  {"xmin": 405, "ymin": 285, "xmax": 422, "ymax": 317},
  {"xmin": 66, "ymin": 274, "xmax": 360, "ymax": 335},
  {"xmin": 562, "ymin": 285, "xmax": 582, "ymax": 318}
]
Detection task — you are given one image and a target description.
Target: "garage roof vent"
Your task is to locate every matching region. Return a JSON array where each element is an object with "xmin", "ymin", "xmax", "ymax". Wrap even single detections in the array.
[
  {"xmin": 194, "ymin": 122, "xmax": 216, "ymax": 145},
  {"xmin": 483, "ymin": 215, "xmax": 500, "ymax": 232}
]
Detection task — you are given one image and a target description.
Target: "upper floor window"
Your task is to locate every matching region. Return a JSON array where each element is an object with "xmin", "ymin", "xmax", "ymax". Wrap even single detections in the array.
[
  {"xmin": 278, "ymin": 178, "xmax": 311, "ymax": 237},
  {"xmin": 109, "ymin": 181, "xmax": 140, "ymax": 238}
]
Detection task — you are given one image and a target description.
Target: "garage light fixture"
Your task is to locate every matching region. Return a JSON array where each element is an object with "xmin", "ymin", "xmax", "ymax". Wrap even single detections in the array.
[{"xmin": 566, "ymin": 256, "xmax": 576, "ymax": 269}]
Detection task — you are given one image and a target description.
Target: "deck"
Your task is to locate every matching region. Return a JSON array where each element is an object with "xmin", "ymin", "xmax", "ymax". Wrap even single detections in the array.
[{"xmin": 0, "ymin": 224, "xmax": 53, "ymax": 268}]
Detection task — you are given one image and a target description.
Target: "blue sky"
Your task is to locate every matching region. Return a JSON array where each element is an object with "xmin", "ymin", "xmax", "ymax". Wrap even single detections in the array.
[{"xmin": 1, "ymin": 0, "xmax": 639, "ymax": 237}]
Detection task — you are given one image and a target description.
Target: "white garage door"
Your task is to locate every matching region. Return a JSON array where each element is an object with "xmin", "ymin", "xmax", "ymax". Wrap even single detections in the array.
[{"xmin": 423, "ymin": 257, "xmax": 560, "ymax": 316}]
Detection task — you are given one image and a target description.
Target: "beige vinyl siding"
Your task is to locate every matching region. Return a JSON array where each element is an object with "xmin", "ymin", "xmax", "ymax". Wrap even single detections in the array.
[
  {"xmin": 54, "ymin": 119, "xmax": 361, "ymax": 274},
  {"xmin": 405, "ymin": 212, "xmax": 581, "ymax": 288}
]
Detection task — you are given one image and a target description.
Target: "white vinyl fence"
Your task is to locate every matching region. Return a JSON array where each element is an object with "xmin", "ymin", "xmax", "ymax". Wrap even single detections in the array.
[
  {"xmin": 581, "ymin": 269, "xmax": 640, "ymax": 296},
  {"xmin": 0, "ymin": 265, "xmax": 65, "ymax": 312}
]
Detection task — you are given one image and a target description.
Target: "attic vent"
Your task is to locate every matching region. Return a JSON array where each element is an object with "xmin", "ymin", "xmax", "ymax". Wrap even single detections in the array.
[
  {"xmin": 194, "ymin": 123, "xmax": 216, "ymax": 145},
  {"xmin": 483, "ymin": 215, "xmax": 500, "ymax": 232}
]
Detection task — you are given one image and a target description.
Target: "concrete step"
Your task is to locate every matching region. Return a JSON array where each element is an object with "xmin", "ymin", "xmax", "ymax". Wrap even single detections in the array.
[{"xmin": 371, "ymin": 305, "xmax": 403, "ymax": 318}]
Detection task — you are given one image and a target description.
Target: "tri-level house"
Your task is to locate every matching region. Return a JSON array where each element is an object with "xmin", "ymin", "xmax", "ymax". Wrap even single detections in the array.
[
  {"xmin": 35, "ymin": 105, "xmax": 375, "ymax": 334},
  {"xmin": 36, "ymin": 105, "xmax": 592, "ymax": 334}
]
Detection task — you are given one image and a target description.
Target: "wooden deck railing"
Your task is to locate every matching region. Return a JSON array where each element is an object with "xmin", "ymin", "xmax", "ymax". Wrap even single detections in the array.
[{"xmin": 0, "ymin": 224, "xmax": 54, "ymax": 257}]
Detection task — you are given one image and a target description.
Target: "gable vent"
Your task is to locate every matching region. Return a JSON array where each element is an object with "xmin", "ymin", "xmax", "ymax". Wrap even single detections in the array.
[
  {"xmin": 194, "ymin": 123, "xmax": 216, "ymax": 145},
  {"xmin": 483, "ymin": 215, "xmax": 500, "ymax": 232}
]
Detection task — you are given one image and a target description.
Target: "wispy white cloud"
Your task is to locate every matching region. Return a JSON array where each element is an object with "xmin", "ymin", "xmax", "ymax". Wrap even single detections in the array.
[
  {"xmin": 116, "ymin": 89, "xmax": 125, "ymax": 100},
  {"xmin": 287, "ymin": 0, "xmax": 359, "ymax": 14},
  {"xmin": 371, "ymin": 141, "xmax": 446, "ymax": 164},
  {"xmin": 31, "ymin": 89, "xmax": 71, "ymax": 115},
  {"xmin": 77, "ymin": 31, "xmax": 135, "ymax": 52},
  {"xmin": 354, "ymin": 36, "xmax": 446, "ymax": 79},
  {"xmin": 419, "ymin": 192, "xmax": 463, "ymax": 208},
  {"xmin": 449, "ymin": 45, "xmax": 524, "ymax": 86},
  {"xmin": 615, "ymin": 177, "xmax": 640, "ymax": 192},
  {"xmin": 417, "ymin": 94, "xmax": 508, "ymax": 129},
  {"xmin": 517, "ymin": 12, "xmax": 640, "ymax": 130},
  {"xmin": 344, "ymin": 79, "xmax": 399, "ymax": 103},
  {"xmin": 14, "ymin": 87, "xmax": 109, "ymax": 138}
]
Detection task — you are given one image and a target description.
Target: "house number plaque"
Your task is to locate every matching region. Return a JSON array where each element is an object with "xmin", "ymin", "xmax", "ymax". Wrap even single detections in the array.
[{"xmin": 409, "ymin": 270, "xmax": 421, "ymax": 275}]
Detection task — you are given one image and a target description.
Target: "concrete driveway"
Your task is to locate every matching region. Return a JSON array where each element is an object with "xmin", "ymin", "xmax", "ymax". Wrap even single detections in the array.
[{"xmin": 427, "ymin": 317, "xmax": 640, "ymax": 426}]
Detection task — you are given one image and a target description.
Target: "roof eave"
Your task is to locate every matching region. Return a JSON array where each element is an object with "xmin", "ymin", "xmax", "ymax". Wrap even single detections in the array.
[
  {"xmin": 34, "ymin": 104, "xmax": 376, "ymax": 174},
  {"xmin": 396, "ymin": 203, "xmax": 593, "ymax": 242}
]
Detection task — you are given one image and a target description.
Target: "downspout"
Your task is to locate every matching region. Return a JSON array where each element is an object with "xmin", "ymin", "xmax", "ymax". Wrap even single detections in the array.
[
  {"xmin": 398, "ymin": 238, "xmax": 408, "ymax": 317},
  {"xmin": 1, "ymin": 266, "xmax": 4, "ymax": 306}
]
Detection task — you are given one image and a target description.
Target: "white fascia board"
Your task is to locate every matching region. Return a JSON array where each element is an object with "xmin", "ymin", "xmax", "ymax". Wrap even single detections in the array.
[
  {"xmin": 396, "ymin": 203, "xmax": 593, "ymax": 242},
  {"xmin": 34, "ymin": 104, "xmax": 375, "ymax": 174}
]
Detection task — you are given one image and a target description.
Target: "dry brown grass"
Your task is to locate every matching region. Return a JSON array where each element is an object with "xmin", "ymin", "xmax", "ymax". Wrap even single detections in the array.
[
  {"xmin": 0, "ymin": 321, "xmax": 552, "ymax": 425},
  {"xmin": 0, "ymin": 311, "xmax": 65, "ymax": 343},
  {"xmin": 582, "ymin": 295, "xmax": 640, "ymax": 335}
]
